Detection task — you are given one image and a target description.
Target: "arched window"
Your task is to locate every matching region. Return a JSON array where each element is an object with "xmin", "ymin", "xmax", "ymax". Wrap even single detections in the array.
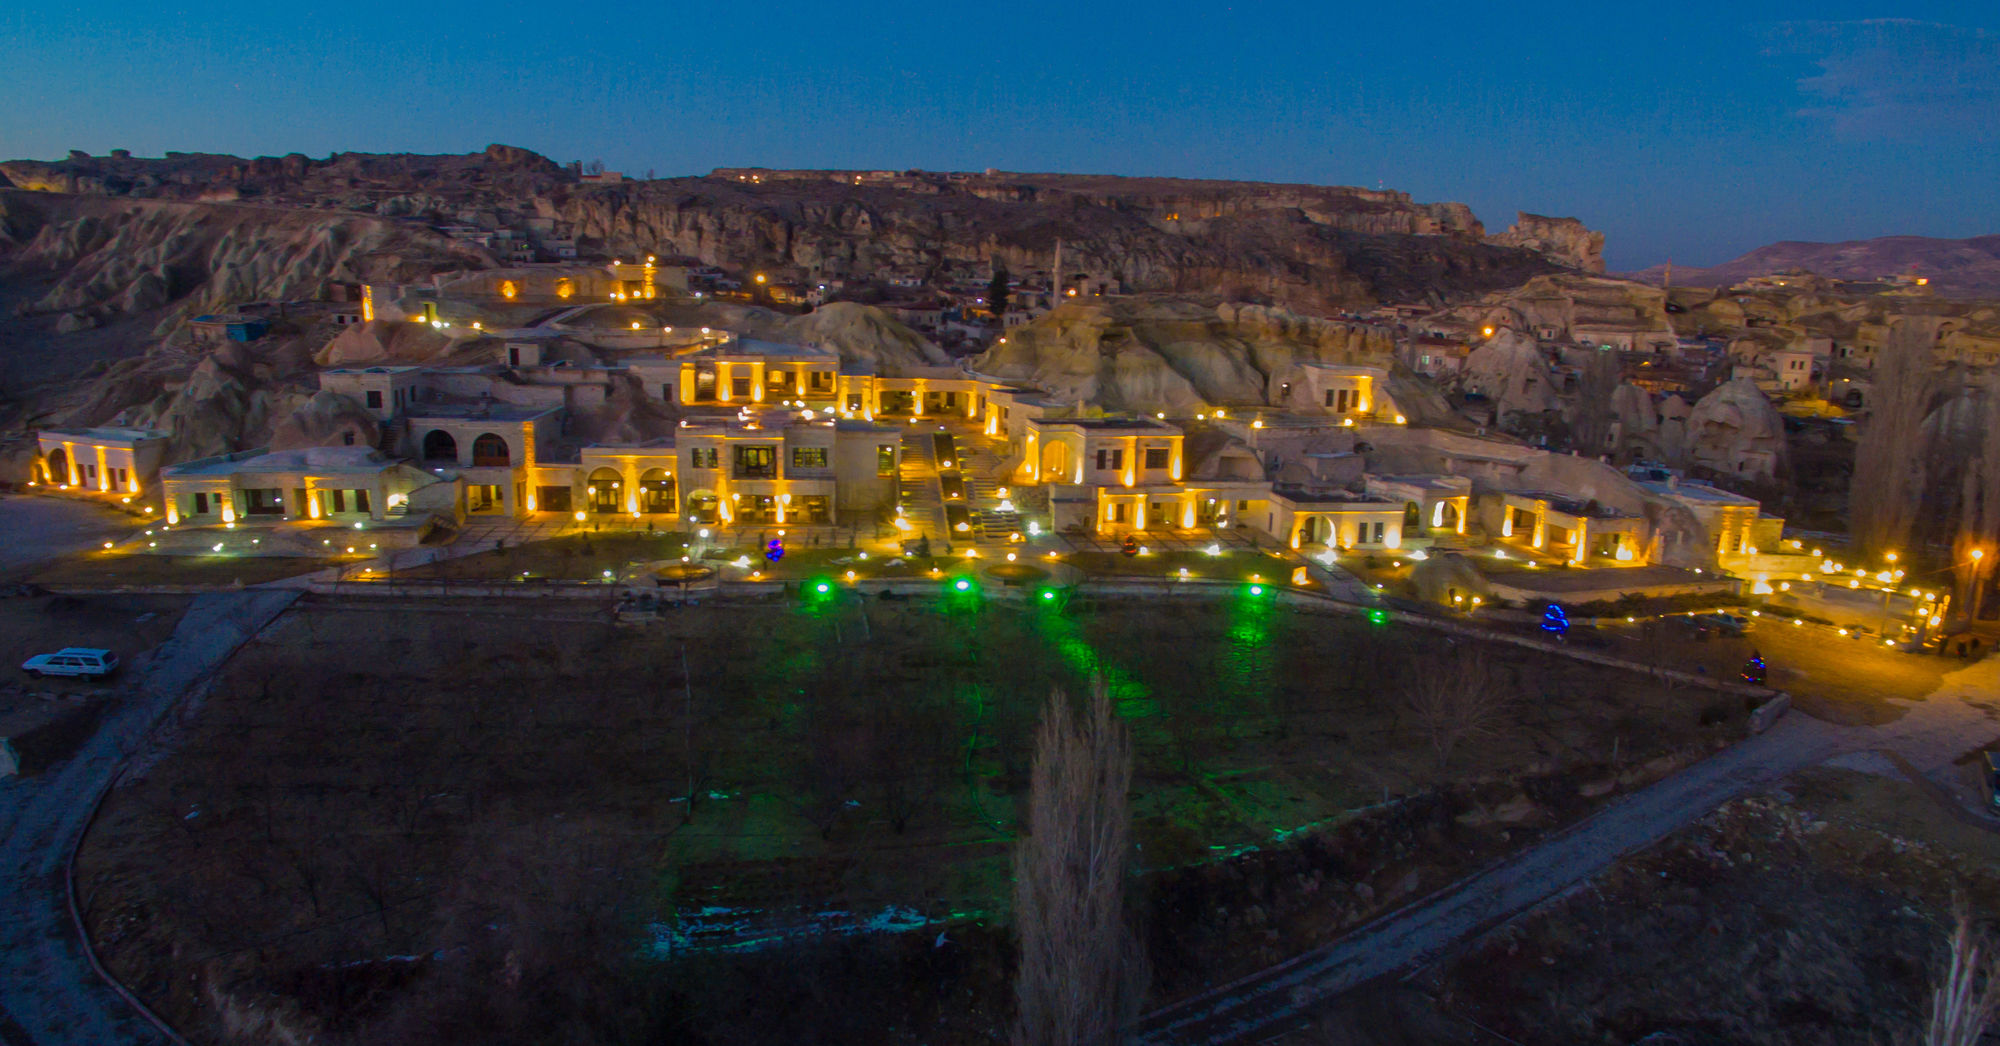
[
  {"xmin": 44, "ymin": 448, "xmax": 70, "ymax": 485},
  {"xmin": 471, "ymin": 433, "xmax": 510, "ymax": 467},
  {"xmin": 421, "ymin": 430, "xmax": 458, "ymax": 462}
]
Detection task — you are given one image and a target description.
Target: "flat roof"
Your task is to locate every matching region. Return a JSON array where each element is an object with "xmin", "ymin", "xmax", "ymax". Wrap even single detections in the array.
[
  {"xmin": 1040, "ymin": 416, "xmax": 1178, "ymax": 432},
  {"xmin": 1368, "ymin": 474, "xmax": 1471, "ymax": 491},
  {"xmin": 169, "ymin": 447, "xmax": 393, "ymax": 476},
  {"xmin": 41, "ymin": 426, "xmax": 166, "ymax": 443},
  {"xmin": 404, "ymin": 404, "xmax": 560, "ymax": 422},
  {"xmin": 686, "ymin": 337, "xmax": 837, "ymax": 361},
  {"xmin": 1271, "ymin": 486, "xmax": 1396, "ymax": 508},
  {"xmin": 1637, "ymin": 479, "xmax": 1760, "ymax": 506},
  {"xmin": 1507, "ymin": 489, "xmax": 1637, "ymax": 518}
]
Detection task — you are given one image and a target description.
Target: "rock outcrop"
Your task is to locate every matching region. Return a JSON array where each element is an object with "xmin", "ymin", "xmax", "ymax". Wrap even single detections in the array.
[
  {"xmin": 1490, "ymin": 213, "xmax": 1605, "ymax": 273},
  {"xmin": 968, "ymin": 297, "xmax": 1399, "ymax": 414},
  {"xmin": 1460, "ymin": 330, "xmax": 1559, "ymax": 421},
  {"xmin": 1681, "ymin": 378, "xmax": 1787, "ymax": 482},
  {"xmin": 269, "ymin": 391, "xmax": 380, "ymax": 451}
]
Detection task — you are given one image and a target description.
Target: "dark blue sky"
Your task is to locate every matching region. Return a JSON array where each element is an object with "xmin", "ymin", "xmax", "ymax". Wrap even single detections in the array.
[{"xmin": 4, "ymin": 2, "xmax": 1996, "ymax": 270}]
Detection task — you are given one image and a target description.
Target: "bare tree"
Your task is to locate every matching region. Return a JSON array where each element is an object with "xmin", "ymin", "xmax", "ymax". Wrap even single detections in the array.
[
  {"xmin": 1953, "ymin": 372, "xmax": 2000, "ymax": 621},
  {"xmin": 1396, "ymin": 643, "xmax": 1513, "ymax": 774},
  {"xmin": 1569, "ymin": 351, "xmax": 1622, "ymax": 458},
  {"xmin": 1917, "ymin": 906, "xmax": 2000, "ymax": 1046},
  {"xmin": 1013, "ymin": 678, "xmax": 1146, "ymax": 1046},
  {"xmin": 1852, "ymin": 317, "xmax": 1942, "ymax": 556}
]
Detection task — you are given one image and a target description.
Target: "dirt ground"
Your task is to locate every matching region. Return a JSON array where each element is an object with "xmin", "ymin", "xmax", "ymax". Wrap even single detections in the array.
[
  {"xmin": 1363, "ymin": 767, "xmax": 2000, "ymax": 1046},
  {"xmin": 28, "ymin": 551, "xmax": 328, "ymax": 589},
  {"xmin": 76, "ymin": 593, "xmax": 1754, "ymax": 1044},
  {"xmin": 0, "ymin": 592, "xmax": 189, "ymax": 769},
  {"xmin": 1586, "ymin": 616, "xmax": 1960, "ymax": 724}
]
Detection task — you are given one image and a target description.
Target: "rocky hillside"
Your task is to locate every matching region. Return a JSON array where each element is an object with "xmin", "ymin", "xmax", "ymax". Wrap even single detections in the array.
[
  {"xmin": 1, "ymin": 192, "xmax": 487, "ymax": 335},
  {"xmin": 967, "ymin": 296, "xmax": 1456, "ymax": 421},
  {"xmin": 3, "ymin": 147, "xmax": 1595, "ymax": 312},
  {"xmin": 1627, "ymin": 234, "xmax": 2000, "ymax": 299}
]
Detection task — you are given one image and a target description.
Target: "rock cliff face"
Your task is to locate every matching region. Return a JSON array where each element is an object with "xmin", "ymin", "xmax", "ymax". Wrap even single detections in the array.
[
  {"xmin": 2, "ymin": 192, "xmax": 485, "ymax": 332},
  {"xmin": 967, "ymin": 297, "xmax": 1401, "ymax": 413},
  {"xmin": 544, "ymin": 178, "xmax": 1568, "ymax": 311},
  {"xmin": 3, "ymin": 148, "xmax": 1598, "ymax": 312},
  {"xmin": 1490, "ymin": 213, "xmax": 1605, "ymax": 273}
]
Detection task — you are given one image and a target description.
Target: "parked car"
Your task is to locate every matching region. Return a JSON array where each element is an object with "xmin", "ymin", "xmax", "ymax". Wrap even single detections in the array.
[
  {"xmin": 1690, "ymin": 613, "xmax": 1751, "ymax": 637},
  {"xmin": 21, "ymin": 647, "xmax": 119, "ymax": 679}
]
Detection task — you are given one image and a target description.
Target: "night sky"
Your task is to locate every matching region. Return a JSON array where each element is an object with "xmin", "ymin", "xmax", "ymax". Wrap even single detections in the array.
[{"xmin": 3, "ymin": 2, "xmax": 1996, "ymax": 270}]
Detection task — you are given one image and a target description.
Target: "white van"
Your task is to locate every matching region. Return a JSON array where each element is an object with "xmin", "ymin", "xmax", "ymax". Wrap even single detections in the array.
[{"xmin": 20, "ymin": 648, "xmax": 119, "ymax": 679}]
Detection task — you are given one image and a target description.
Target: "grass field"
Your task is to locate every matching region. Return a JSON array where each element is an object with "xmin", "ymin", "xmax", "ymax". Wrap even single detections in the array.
[{"xmin": 78, "ymin": 592, "xmax": 1751, "ymax": 1044}]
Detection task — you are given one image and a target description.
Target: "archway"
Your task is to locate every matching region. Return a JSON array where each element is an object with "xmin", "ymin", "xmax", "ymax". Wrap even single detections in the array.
[
  {"xmin": 421, "ymin": 430, "xmax": 459, "ymax": 463},
  {"xmin": 640, "ymin": 468, "xmax": 675, "ymax": 513},
  {"xmin": 1041, "ymin": 441, "xmax": 1071, "ymax": 481},
  {"xmin": 586, "ymin": 468, "xmax": 623, "ymax": 513},
  {"xmin": 471, "ymin": 433, "xmax": 511, "ymax": 467},
  {"xmin": 44, "ymin": 448, "xmax": 69, "ymax": 486},
  {"xmin": 1306, "ymin": 516, "xmax": 1335, "ymax": 546},
  {"xmin": 1403, "ymin": 501, "xmax": 1422, "ymax": 530}
]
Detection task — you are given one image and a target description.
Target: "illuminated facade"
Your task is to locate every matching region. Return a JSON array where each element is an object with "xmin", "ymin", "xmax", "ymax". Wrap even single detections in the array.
[{"xmin": 34, "ymin": 427, "xmax": 169, "ymax": 499}]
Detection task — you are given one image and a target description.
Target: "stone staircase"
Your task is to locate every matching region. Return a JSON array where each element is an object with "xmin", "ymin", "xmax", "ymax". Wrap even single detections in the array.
[
  {"xmin": 956, "ymin": 432, "xmax": 1029, "ymax": 540},
  {"xmin": 896, "ymin": 429, "xmax": 946, "ymax": 544}
]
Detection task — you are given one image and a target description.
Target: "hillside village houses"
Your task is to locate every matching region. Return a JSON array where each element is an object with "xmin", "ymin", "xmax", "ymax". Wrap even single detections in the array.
[{"xmin": 27, "ymin": 261, "xmax": 1819, "ymax": 608}]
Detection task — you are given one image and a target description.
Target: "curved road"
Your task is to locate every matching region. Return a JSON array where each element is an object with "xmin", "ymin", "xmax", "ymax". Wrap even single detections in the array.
[
  {"xmin": 0, "ymin": 590, "xmax": 299, "ymax": 1046},
  {"xmin": 1137, "ymin": 656, "xmax": 2000, "ymax": 1044}
]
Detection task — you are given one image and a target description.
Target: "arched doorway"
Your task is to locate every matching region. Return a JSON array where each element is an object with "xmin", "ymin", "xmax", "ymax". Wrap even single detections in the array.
[
  {"xmin": 1437, "ymin": 502, "xmax": 1460, "ymax": 531},
  {"xmin": 1306, "ymin": 516, "xmax": 1335, "ymax": 546},
  {"xmin": 1041, "ymin": 441, "xmax": 1071, "ymax": 481},
  {"xmin": 471, "ymin": 433, "xmax": 511, "ymax": 467},
  {"xmin": 1403, "ymin": 501, "xmax": 1422, "ymax": 531},
  {"xmin": 422, "ymin": 430, "xmax": 459, "ymax": 463},
  {"xmin": 44, "ymin": 448, "xmax": 69, "ymax": 486},
  {"xmin": 586, "ymin": 468, "xmax": 623, "ymax": 514},
  {"xmin": 639, "ymin": 469, "xmax": 675, "ymax": 513}
]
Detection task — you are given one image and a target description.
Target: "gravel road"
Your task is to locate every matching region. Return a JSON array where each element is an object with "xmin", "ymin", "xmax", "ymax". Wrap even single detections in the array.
[
  {"xmin": 1138, "ymin": 656, "xmax": 2000, "ymax": 1044},
  {"xmin": 0, "ymin": 590, "xmax": 299, "ymax": 1046}
]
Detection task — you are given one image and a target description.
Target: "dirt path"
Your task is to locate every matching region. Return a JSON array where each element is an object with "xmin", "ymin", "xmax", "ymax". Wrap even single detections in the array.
[
  {"xmin": 0, "ymin": 590, "xmax": 299, "ymax": 1046},
  {"xmin": 1137, "ymin": 656, "xmax": 2000, "ymax": 1044}
]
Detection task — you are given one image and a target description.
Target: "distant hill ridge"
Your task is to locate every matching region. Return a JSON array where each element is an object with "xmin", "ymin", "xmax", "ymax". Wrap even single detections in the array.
[{"xmin": 1625, "ymin": 234, "xmax": 2000, "ymax": 299}]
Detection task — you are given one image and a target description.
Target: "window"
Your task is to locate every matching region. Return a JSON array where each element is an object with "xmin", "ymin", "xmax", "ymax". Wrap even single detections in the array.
[
  {"xmin": 791, "ymin": 446, "xmax": 828, "ymax": 470},
  {"xmin": 1095, "ymin": 448, "xmax": 1123, "ymax": 470},
  {"xmin": 1372, "ymin": 521, "xmax": 1386, "ymax": 544},
  {"xmin": 194, "ymin": 492, "xmax": 209, "ymax": 514},
  {"xmin": 734, "ymin": 445, "xmax": 776, "ymax": 478},
  {"xmin": 1143, "ymin": 448, "xmax": 1169, "ymax": 470},
  {"xmin": 731, "ymin": 376, "xmax": 752, "ymax": 398},
  {"xmin": 366, "ymin": 390, "xmax": 382, "ymax": 408},
  {"xmin": 877, "ymin": 444, "xmax": 897, "ymax": 476},
  {"xmin": 690, "ymin": 447, "xmax": 719, "ymax": 469}
]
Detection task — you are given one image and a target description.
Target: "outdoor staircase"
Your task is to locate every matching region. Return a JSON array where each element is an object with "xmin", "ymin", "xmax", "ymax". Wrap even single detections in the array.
[
  {"xmin": 955, "ymin": 431, "xmax": 1029, "ymax": 540},
  {"xmin": 896, "ymin": 429, "xmax": 946, "ymax": 545}
]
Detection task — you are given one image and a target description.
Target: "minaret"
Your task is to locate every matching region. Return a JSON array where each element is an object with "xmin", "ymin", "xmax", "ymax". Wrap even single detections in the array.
[
  {"xmin": 1053, "ymin": 238, "xmax": 1063, "ymax": 302},
  {"xmin": 1663, "ymin": 259, "xmax": 1673, "ymax": 289}
]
